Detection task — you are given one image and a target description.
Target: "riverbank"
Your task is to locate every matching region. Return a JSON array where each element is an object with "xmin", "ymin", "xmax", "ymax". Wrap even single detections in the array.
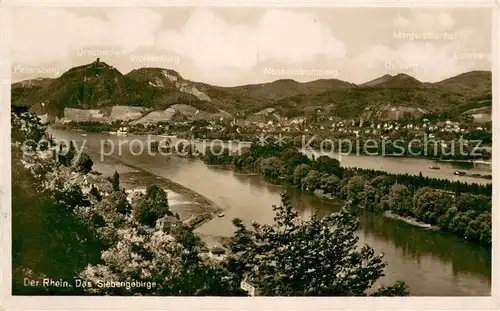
[
  {"xmin": 313, "ymin": 189, "xmax": 338, "ymax": 200},
  {"xmin": 83, "ymin": 148, "xmax": 223, "ymax": 229},
  {"xmin": 251, "ymin": 179, "xmax": 441, "ymax": 232},
  {"xmin": 118, "ymin": 171, "xmax": 221, "ymax": 224},
  {"xmin": 201, "ymin": 141, "xmax": 491, "ymax": 246},
  {"xmin": 383, "ymin": 211, "xmax": 440, "ymax": 231},
  {"xmin": 461, "ymin": 172, "xmax": 492, "ymax": 180}
]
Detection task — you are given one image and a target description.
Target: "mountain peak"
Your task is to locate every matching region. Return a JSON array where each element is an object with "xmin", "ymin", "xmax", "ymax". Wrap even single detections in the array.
[
  {"xmin": 359, "ymin": 74, "xmax": 393, "ymax": 87},
  {"xmin": 392, "ymin": 73, "xmax": 418, "ymax": 80},
  {"xmin": 271, "ymin": 78, "xmax": 299, "ymax": 84},
  {"xmin": 61, "ymin": 59, "xmax": 120, "ymax": 79},
  {"xmin": 126, "ymin": 67, "xmax": 183, "ymax": 81},
  {"xmin": 377, "ymin": 73, "xmax": 423, "ymax": 88}
]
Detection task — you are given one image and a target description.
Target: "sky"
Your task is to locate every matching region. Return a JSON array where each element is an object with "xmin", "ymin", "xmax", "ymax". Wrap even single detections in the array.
[{"xmin": 10, "ymin": 7, "xmax": 493, "ymax": 86}]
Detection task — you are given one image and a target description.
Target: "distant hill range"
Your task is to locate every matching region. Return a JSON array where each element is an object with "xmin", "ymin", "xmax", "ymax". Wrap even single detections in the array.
[{"xmin": 11, "ymin": 59, "xmax": 492, "ymax": 123}]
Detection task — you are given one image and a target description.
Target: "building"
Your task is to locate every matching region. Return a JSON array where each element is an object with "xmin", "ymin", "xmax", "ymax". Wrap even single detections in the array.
[
  {"xmin": 240, "ymin": 275, "xmax": 259, "ymax": 296},
  {"xmin": 156, "ymin": 215, "xmax": 182, "ymax": 234},
  {"xmin": 208, "ymin": 246, "xmax": 227, "ymax": 261},
  {"xmin": 211, "ymin": 246, "xmax": 225, "ymax": 255}
]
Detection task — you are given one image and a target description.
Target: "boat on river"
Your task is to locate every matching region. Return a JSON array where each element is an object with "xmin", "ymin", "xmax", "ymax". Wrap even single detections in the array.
[
  {"xmin": 217, "ymin": 213, "xmax": 225, "ymax": 218},
  {"xmin": 454, "ymin": 170, "xmax": 466, "ymax": 176},
  {"xmin": 429, "ymin": 165, "xmax": 440, "ymax": 170}
]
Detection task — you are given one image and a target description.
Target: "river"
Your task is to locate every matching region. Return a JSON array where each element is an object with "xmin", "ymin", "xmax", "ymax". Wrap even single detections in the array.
[{"xmin": 47, "ymin": 129, "xmax": 492, "ymax": 296}]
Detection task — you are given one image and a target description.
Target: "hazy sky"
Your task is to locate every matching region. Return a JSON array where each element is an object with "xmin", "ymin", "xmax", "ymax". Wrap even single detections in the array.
[{"xmin": 10, "ymin": 7, "xmax": 492, "ymax": 86}]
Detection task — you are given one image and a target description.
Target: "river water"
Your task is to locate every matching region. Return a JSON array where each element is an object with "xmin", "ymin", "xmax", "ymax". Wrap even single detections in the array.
[{"xmin": 47, "ymin": 129, "xmax": 492, "ymax": 296}]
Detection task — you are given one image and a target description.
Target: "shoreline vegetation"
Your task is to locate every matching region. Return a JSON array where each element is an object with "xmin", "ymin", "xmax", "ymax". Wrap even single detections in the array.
[
  {"xmin": 306, "ymin": 184, "xmax": 440, "ymax": 231},
  {"xmin": 199, "ymin": 141, "xmax": 492, "ymax": 246},
  {"xmin": 214, "ymin": 151, "xmax": 492, "ymax": 179}
]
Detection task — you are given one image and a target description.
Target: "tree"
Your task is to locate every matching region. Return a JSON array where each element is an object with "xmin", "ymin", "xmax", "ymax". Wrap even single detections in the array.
[
  {"xmin": 312, "ymin": 155, "xmax": 341, "ymax": 176},
  {"xmin": 134, "ymin": 185, "xmax": 172, "ymax": 227},
  {"xmin": 385, "ymin": 184, "xmax": 412, "ymax": 216},
  {"xmin": 370, "ymin": 175, "xmax": 393, "ymax": 196},
  {"xmin": 474, "ymin": 211, "xmax": 492, "ymax": 245},
  {"xmin": 301, "ymin": 170, "xmax": 321, "ymax": 191},
  {"xmin": 109, "ymin": 191, "xmax": 131, "ymax": 215},
  {"xmin": 75, "ymin": 152, "xmax": 93, "ymax": 174},
  {"xmin": 11, "ymin": 143, "xmax": 103, "ymax": 294},
  {"xmin": 226, "ymin": 194, "xmax": 408, "ymax": 296},
  {"xmin": 360, "ymin": 183, "xmax": 379, "ymax": 211},
  {"xmin": 203, "ymin": 145, "xmax": 233, "ymax": 165},
  {"xmin": 293, "ymin": 164, "xmax": 311, "ymax": 186},
  {"xmin": 11, "ymin": 109, "xmax": 45, "ymax": 145},
  {"xmin": 370, "ymin": 281, "xmax": 410, "ymax": 296},
  {"xmin": 413, "ymin": 188, "xmax": 452, "ymax": 224},
  {"xmin": 66, "ymin": 141, "xmax": 77, "ymax": 166},
  {"xmin": 90, "ymin": 185, "xmax": 102, "ymax": 201},
  {"xmin": 345, "ymin": 175, "xmax": 366, "ymax": 203},
  {"xmin": 319, "ymin": 174, "xmax": 341, "ymax": 194},
  {"xmin": 280, "ymin": 148, "xmax": 312, "ymax": 180},
  {"xmin": 79, "ymin": 225, "xmax": 244, "ymax": 296},
  {"xmin": 456, "ymin": 193, "xmax": 490, "ymax": 213},
  {"xmin": 259, "ymin": 157, "xmax": 285, "ymax": 180},
  {"xmin": 112, "ymin": 170, "xmax": 120, "ymax": 192}
]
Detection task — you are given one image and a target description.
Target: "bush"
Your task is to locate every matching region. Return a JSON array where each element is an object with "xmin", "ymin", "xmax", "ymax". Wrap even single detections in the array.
[
  {"xmin": 134, "ymin": 185, "xmax": 171, "ymax": 227},
  {"xmin": 109, "ymin": 192, "xmax": 131, "ymax": 215},
  {"xmin": 112, "ymin": 171, "xmax": 120, "ymax": 192}
]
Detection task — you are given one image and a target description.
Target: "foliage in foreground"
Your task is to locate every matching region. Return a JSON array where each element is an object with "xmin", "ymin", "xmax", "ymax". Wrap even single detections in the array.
[
  {"xmin": 11, "ymin": 112, "xmax": 102, "ymax": 294},
  {"xmin": 227, "ymin": 194, "xmax": 409, "ymax": 296}
]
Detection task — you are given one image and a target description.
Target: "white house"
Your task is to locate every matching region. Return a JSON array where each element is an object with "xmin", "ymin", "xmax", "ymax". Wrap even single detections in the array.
[{"xmin": 240, "ymin": 276, "xmax": 259, "ymax": 296}]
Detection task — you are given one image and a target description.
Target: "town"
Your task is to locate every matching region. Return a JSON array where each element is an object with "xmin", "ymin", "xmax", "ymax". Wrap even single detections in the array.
[{"xmin": 54, "ymin": 106, "xmax": 492, "ymax": 162}]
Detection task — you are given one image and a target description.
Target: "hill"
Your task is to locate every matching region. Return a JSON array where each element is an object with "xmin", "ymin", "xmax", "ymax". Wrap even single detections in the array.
[
  {"xmin": 11, "ymin": 59, "xmax": 492, "ymax": 122},
  {"xmin": 11, "ymin": 60, "xmax": 221, "ymax": 118},
  {"xmin": 363, "ymin": 73, "xmax": 425, "ymax": 89},
  {"xmin": 434, "ymin": 70, "xmax": 492, "ymax": 94},
  {"xmin": 358, "ymin": 74, "xmax": 393, "ymax": 87}
]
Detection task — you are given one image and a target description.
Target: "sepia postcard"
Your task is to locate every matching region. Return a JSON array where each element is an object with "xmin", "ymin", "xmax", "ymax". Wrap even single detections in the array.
[{"xmin": 1, "ymin": 0, "xmax": 499, "ymax": 310}]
